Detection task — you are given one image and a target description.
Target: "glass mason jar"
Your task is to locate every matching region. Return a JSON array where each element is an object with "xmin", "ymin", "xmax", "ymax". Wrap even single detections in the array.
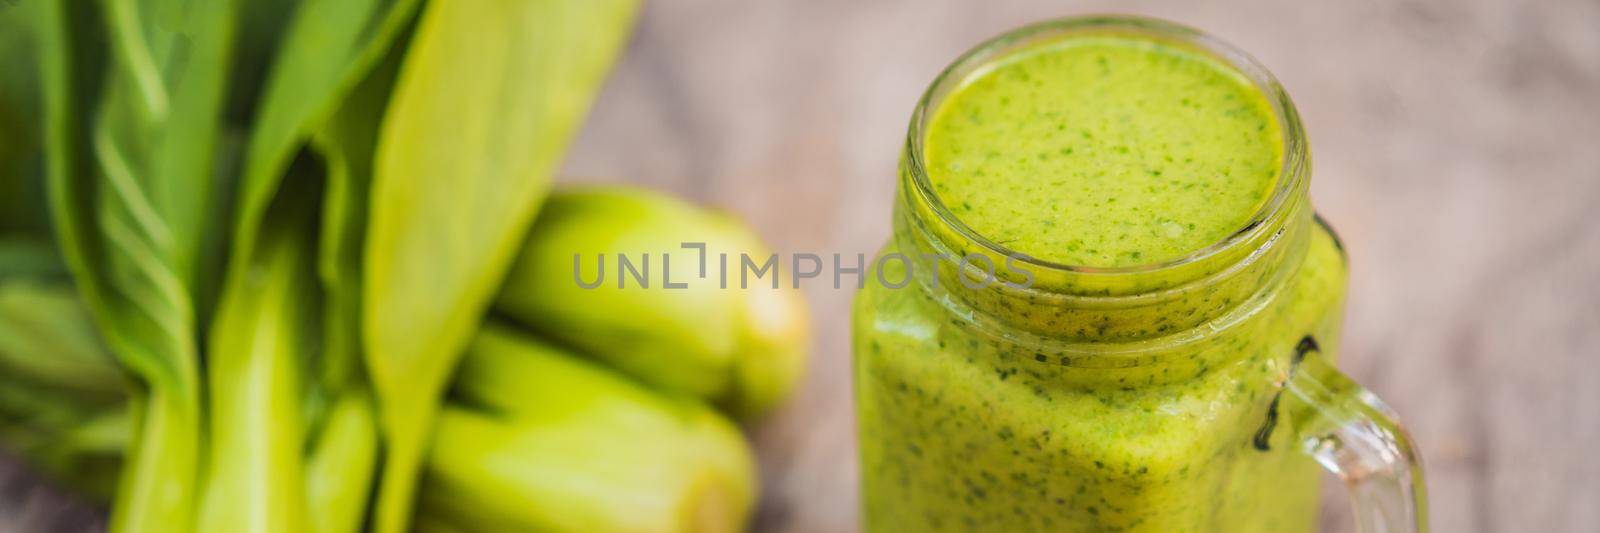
[{"xmin": 852, "ymin": 16, "xmax": 1426, "ymax": 533}]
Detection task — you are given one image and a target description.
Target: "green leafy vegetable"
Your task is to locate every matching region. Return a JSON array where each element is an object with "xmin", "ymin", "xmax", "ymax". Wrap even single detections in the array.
[
  {"xmin": 4, "ymin": 2, "xmax": 817, "ymax": 532},
  {"xmin": 0, "ymin": 316, "xmax": 758, "ymax": 533},
  {"xmin": 361, "ymin": 2, "xmax": 640, "ymax": 531},
  {"xmin": 37, "ymin": 0, "xmax": 238, "ymax": 530}
]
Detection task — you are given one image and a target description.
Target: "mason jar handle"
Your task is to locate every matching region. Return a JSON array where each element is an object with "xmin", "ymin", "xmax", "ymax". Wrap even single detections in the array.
[{"xmin": 1278, "ymin": 336, "xmax": 1429, "ymax": 533}]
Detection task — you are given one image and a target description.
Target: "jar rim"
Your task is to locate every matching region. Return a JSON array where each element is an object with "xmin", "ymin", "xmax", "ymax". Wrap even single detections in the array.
[{"xmin": 903, "ymin": 14, "xmax": 1310, "ymax": 278}]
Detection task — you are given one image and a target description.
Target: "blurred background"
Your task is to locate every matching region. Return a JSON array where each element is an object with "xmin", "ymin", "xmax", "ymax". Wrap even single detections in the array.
[{"xmin": 5, "ymin": 0, "xmax": 1597, "ymax": 531}]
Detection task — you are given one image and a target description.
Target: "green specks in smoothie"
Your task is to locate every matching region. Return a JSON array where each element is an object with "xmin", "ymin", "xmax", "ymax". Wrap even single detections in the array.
[{"xmin": 924, "ymin": 36, "xmax": 1283, "ymax": 267}]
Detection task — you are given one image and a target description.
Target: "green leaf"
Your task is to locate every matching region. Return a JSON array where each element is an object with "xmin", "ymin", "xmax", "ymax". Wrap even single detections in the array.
[
  {"xmin": 38, "ymin": 0, "xmax": 238, "ymax": 530},
  {"xmin": 362, "ymin": 2, "xmax": 640, "ymax": 532}
]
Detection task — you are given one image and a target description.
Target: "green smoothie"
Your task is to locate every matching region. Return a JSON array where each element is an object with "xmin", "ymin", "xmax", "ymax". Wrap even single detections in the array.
[
  {"xmin": 923, "ymin": 36, "xmax": 1282, "ymax": 267},
  {"xmin": 855, "ymin": 20, "xmax": 1348, "ymax": 532}
]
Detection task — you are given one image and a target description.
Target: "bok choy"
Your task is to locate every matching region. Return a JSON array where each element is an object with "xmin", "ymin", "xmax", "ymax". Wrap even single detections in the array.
[{"xmin": 0, "ymin": 0, "xmax": 824, "ymax": 531}]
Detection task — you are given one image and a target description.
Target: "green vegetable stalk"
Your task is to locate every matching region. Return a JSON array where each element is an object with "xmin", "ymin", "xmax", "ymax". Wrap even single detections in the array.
[
  {"xmin": 497, "ymin": 186, "xmax": 811, "ymax": 419},
  {"xmin": 421, "ymin": 322, "xmax": 757, "ymax": 533},
  {"xmin": 197, "ymin": 172, "xmax": 322, "ymax": 533},
  {"xmin": 361, "ymin": 2, "xmax": 640, "ymax": 532}
]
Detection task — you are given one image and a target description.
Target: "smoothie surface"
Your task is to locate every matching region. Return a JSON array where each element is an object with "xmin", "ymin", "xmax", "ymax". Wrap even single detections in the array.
[{"xmin": 923, "ymin": 34, "xmax": 1284, "ymax": 267}]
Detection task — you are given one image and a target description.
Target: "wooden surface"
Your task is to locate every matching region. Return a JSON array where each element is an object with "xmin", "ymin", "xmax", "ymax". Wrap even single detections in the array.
[{"xmin": 5, "ymin": 0, "xmax": 1598, "ymax": 531}]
